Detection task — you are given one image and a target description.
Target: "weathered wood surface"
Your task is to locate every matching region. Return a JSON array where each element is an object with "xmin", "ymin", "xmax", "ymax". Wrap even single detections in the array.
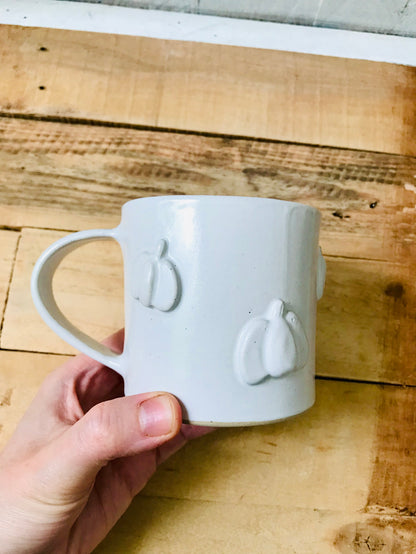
[
  {"xmin": 0, "ymin": 231, "xmax": 19, "ymax": 323},
  {"xmin": 0, "ymin": 350, "xmax": 68, "ymax": 448},
  {"xmin": 1, "ymin": 117, "xmax": 416, "ymax": 386},
  {"xmin": 98, "ymin": 500, "xmax": 416, "ymax": 553},
  {"xmin": 2, "ymin": 228, "xmax": 124, "ymax": 355},
  {"xmin": 3, "ymin": 227, "xmax": 416, "ymax": 387},
  {"xmin": 1, "ymin": 351, "xmax": 416, "ymax": 553},
  {"xmin": 1, "ymin": 116, "xmax": 416, "ymax": 263},
  {"xmin": 1, "ymin": 26, "xmax": 416, "ymax": 551},
  {"xmin": 1, "ymin": 26, "xmax": 416, "ymax": 155}
]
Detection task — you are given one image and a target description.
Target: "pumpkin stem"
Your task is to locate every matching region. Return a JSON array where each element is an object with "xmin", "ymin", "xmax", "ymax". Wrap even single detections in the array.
[
  {"xmin": 156, "ymin": 239, "xmax": 167, "ymax": 258},
  {"xmin": 266, "ymin": 298, "xmax": 285, "ymax": 320}
]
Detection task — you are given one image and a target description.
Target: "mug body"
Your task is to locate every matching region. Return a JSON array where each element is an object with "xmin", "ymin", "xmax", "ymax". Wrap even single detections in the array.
[{"xmin": 118, "ymin": 196, "xmax": 322, "ymax": 425}]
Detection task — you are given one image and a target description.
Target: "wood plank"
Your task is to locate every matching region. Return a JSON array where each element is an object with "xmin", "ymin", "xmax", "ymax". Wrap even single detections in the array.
[
  {"xmin": 2, "ymin": 352, "xmax": 416, "ymax": 524},
  {"xmin": 317, "ymin": 258, "xmax": 416, "ymax": 386},
  {"xmin": 2, "ymin": 351, "xmax": 416, "ymax": 550},
  {"xmin": 0, "ymin": 230, "xmax": 19, "ymax": 332},
  {"xmin": 0, "ymin": 350, "xmax": 69, "ymax": 449},
  {"xmin": 1, "ymin": 116, "xmax": 416, "ymax": 263},
  {"xmin": 1, "ymin": 26, "xmax": 416, "ymax": 155},
  {"xmin": 143, "ymin": 381, "xmax": 416, "ymax": 521},
  {"xmin": 142, "ymin": 379, "xmax": 379, "ymax": 513},
  {"xmin": 3, "ymin": 228, "xmax": 416, "ymax": 385},
  {"xmin": 1, "ymin": 228, "xmax": 124, "ymax": 356},
  {"xmin": 97, "ymin": 498, "xmax": 416, "ymax": 553},
  {"xmin": 367, "ymin": 385, "xmax": 416, "ymax": 516}
]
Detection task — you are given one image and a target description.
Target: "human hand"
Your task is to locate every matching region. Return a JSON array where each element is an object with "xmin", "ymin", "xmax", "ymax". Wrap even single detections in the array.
[{"xmin": 0, "ymin": 330, "xmax": 209, "ymax": 553}]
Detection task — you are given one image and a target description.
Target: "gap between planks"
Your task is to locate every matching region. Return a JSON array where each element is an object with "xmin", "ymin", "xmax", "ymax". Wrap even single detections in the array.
[{"xmin": 0, "ymin": 234, "xmax": 20, "ymax": 336}]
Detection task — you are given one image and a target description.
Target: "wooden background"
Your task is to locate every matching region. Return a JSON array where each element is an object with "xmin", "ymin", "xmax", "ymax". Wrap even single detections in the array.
[{"xmin": 1, "ymin": 24, "xmax": 416, "ymax": 552}]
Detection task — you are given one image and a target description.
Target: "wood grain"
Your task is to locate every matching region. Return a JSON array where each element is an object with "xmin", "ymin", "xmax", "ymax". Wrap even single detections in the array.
[
  {"xmin": 141, "ymin": 379, "xmax": 378, "ymax": 512},
  {"xmin": 318, "ymin": 258, "xmax": 416, "ymax": 386},
  {"xmin": 1, "ymin": 24, "xmax": 416, "ymax": 554},
  {"xmin": 1, "ymin": 26, "xmax": 416, "ymax": 155},
  {"xmin": 1, "ymin": 116, "xmax": 416, "ymax": 263},
  {"xmin": 0, "ymin": 231, "xmax": 19, "ymax": 330},
  {"xmin": 3, "ymin": 228, "xmax": 416, "ymax": 385},
  {"xmin": 367, "ymin": 385, "xmax": 416, "ymax": 516},
  {"xmin": 0, "ymin": 350, "xmax": 69, "ymax": 448},
  {"xmin": 97, "ymin": 498, "xmax": 416, "ymax": 553},
  {"xmin": 1, "ymin": 349, "xmax": 416, "ymax": 551},
  {"xmin": 1, "ymin": 229, "xmax": 124, "ymax": 355}
]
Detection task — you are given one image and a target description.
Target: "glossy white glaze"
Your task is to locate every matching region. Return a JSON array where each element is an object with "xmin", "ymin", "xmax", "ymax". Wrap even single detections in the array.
[
  {"xmin": 31, "ymin": 196, "xmax": 325, "ymax": 425},
  {"xmin": 131, "ymin": 239, "xmax": 180, "ymax": 312}
]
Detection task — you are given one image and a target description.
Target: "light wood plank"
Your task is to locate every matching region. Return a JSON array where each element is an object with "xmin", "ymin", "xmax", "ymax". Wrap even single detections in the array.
[
  {"xmin": 143, "ymin": 379, "xmax": 379, "ymax": 513},
  {"xmin": 97, "ymin": 498, "xmax": 416, "ymax": 553},
  {"xmin": 2, "ymin": 350, "xmax": 416, "ymax": 550},
  {"xmin": 2, "ymin": 351, "xmax": 416, "ymax": 519},
  {"xmin": 3, "ymin": 228, "xmax": 416, "ymax": 385},
  {"xmin": 1, "ymin": 116, "xmax": 416, "ymax": 263},
  {"xmin": 0, "ymin": 26, "xmax": 415, "ymax": 155},
  {"xmin": 143, "ymin": 382, "xmax": 416, "ymax": 518},
  {"xmin": 0, "ymin": 350, "xmax": 70, "ymax": 448},
  {"xmin": 0, "ymin": 230, "xmax": 19, "ymax": 330},
  {"xmin": 1, "ymin": 229, "xmax": 124, "ymax": 356}
]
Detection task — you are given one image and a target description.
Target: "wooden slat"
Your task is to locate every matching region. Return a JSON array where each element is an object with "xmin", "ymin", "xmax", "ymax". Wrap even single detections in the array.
[
  {"xmin": 1, "ymin": 116, "xmax": 416, "ymax": 263},
  {"xmin": 142, "ymin": 379, "xmax": 379, "ymax": 513},
  {"xmin": 97, "ymin": 498, "xmax": 416, "ymax": 553},
  {"xmin": 3, "ymin": 228, "xmax": 416, "ymax": 386},
  {"xmin": 1, "ymin": 229, "xmax": 124, "ymax": 356},
  {"xmin": 143, "ymin": 381, "xmax": 416, "ymax": 520},
  {"xmin": 0, "ymin": 350, "xmax": 70, "ymax": 448},
  {"xmin": 1, "ymin": 26, "xmax": 416, "ymax": 155},
  {"xmin": 0, "ymin": 230, "xmax": 19, "ymax": 329},
  {"xmin": 2, "ymin": 350, "xmax": 416, "ymax": 549},
  {"xmin": 317, "ymin": 258, "xmax": 416, "ymax": 386}
]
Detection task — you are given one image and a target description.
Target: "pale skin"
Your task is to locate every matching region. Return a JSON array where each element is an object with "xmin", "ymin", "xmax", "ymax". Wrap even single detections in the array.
[{"xmin": 0, "ymin": 330, "xmax": 210, "ymax": 553}]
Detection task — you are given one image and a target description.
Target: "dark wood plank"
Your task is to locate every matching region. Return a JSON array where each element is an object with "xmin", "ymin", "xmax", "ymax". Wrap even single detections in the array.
[{"xmin": 1, "ymin": 116, "xmax": 416, "ymax": 263}]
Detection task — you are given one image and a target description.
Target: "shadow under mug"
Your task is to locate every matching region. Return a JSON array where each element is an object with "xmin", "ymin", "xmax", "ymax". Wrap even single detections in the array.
[{"xmin": 31, "ymin": 195, "xmax": 325, "ymax": 426}]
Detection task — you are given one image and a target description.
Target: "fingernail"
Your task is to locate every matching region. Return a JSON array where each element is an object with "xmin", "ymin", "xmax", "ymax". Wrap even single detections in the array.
[{"xmin": 138, "ymin": 395, "xmax": 175, "ymax": 437}]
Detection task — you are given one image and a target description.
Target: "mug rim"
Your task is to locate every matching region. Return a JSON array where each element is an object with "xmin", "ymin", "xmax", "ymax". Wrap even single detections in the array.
[{"xmin": 122, "ymin": 195, "xmax": 320, "ymax": 214}]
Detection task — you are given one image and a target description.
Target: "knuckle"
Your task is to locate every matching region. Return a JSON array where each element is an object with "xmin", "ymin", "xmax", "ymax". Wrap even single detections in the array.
[{"xmin": 79, "ymin": 403, "xmax": 119, "ymax": 459}]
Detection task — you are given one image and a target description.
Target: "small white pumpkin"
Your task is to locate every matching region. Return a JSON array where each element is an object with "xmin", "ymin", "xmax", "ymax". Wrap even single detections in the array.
[
  {"xmin": 234, "ymin": 298, "xmax": 309, "ymax": 385},
  {"xmin": 132, "ymin": 239, "xmax": 180, "ymax": 312}
]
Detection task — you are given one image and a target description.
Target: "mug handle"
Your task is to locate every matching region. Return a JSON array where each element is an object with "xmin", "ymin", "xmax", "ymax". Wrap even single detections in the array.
[{"xmin": 31, "ymin": 228, "xmax": 125, "ymax": 377}]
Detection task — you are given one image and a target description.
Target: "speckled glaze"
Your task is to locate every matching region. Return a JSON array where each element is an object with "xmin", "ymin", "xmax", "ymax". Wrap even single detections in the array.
[{"xmin": 31, "ymin": 196, "xmax": 325, "ymax": 426}]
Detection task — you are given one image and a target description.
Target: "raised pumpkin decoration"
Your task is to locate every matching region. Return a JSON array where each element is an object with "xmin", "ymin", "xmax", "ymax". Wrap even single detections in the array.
[
  {"xmin": 131, "ymin": 239, "xmax": 180, "ymax": 312},
  {"xmin": 234, "ymin": 298, "xmax": 309, "ymax": 385}
]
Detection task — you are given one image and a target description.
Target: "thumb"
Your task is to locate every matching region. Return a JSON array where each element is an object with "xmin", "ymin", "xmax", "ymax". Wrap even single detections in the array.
[{"xmin": 43, "ymin": 392, "xmax": 182, "ymax": 492}]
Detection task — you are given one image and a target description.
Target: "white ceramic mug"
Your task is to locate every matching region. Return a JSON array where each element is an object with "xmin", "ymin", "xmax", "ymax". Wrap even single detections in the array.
[{"xmin": 31, "ymin": 196, "xmax": 325, "ymax": 426}]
